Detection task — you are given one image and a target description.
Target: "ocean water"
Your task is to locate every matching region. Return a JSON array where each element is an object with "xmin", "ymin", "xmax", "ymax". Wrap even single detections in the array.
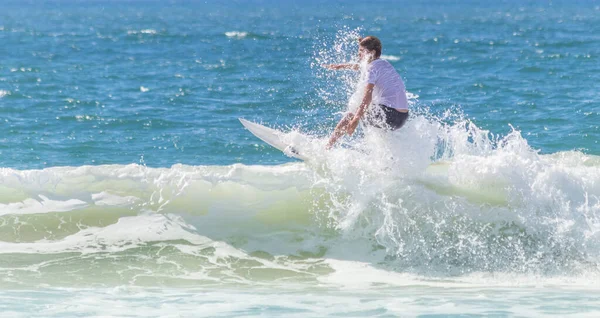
[{"xmin": 2, "ymin": 0, "xmax": 600, "ymax": 316}]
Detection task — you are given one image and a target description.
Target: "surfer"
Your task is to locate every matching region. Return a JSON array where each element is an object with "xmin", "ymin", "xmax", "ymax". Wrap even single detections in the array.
[{"xmin": 323, "ymin": 36, "xmax": 409, "ymax": 148}]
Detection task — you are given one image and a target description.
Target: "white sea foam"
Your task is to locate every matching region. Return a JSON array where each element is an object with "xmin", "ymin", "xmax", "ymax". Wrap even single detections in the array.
[
  {"xmin": 225, "ymin": 31, "xmax": 248, "ymax": 38},
  {"xmin": 0, "ymin": 127, "xmax": 598, "ymax": 267},
  {"xmin": 1, "ymin": 113, "xmax": 600, "ymax": 287},
  {"xmin": 0, "ymin": 90, "xmax": 10, "ymax": 98},
  {"xmin": 127, "ymin": 29, "xmax": 157, "ymax": 35},
  {"xmin": 381, "ymin": 54, "xmax": 401, "ymax": 61},
  {"xmin": 406, "ymin": 91, "xmax": 419, "ymax": 100},
  {"xmin": 0, "ymin": 195, "xmax": 88, "ymax": 216},
  {"xmin": 10, "ymin": 68, "xmax": 33, "ymax": 72},
  {"xmin": 91, "ymin": 191, "xmax": 139, "ymax": 206},
  {"xmin": 2, "ymin": 278, "xmax": 600, "ymax": 317},
  {"xmin": 0, "ymin": 214, "xmax": 209, "ymax": 254}
]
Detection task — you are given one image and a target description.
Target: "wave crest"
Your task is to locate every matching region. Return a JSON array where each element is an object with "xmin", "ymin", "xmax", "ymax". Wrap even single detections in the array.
[{"xmin": 1, "ymin": 115, "xmax": 600, "ymax": 277}]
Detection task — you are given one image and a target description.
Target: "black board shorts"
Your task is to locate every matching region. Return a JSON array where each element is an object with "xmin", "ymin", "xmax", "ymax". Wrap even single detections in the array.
[{"xmin": 364, "ymin": 104, "xmax": 409, "ymax": 130}]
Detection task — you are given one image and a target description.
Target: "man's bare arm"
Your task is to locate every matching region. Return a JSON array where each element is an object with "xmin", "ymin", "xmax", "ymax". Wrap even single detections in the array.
[
  {"xmin": 346, "ymin": 83, "xmax": 374, "ymax": 136},
  {"xmin": 321, "ymin": 63, "xmax": 359, "ymax": 71}
]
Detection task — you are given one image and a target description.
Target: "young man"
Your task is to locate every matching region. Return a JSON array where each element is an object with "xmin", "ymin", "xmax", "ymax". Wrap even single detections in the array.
[{"xmin": 324, "ymin": 36, "xmax": 409, "ymax": 148}]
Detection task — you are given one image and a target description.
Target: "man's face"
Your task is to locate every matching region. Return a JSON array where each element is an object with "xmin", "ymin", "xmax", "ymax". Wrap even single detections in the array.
[
  {"xmin": 358, "ymin": 45, "xmax": 372, "ymax": 62},
  {"xmin": 358, "ymin": 45, "xmax": 369, "ymax": 61}
]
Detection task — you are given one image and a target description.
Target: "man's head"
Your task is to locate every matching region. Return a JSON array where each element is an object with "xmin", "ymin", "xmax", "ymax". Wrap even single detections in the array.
[{"xmin": 358, "ymin": 36, "xmax": 382, "ymax": 62}]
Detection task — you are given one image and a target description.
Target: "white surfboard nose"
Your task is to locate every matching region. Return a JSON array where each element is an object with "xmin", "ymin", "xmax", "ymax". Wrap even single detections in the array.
[{"xmin": 239, "ymin": 118, "xmax": 309, "ymax": 161}]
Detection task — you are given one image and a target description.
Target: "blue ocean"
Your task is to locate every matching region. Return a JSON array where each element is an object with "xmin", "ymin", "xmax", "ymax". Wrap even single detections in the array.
[{"xmin": 2, "ymin": 0, "xmax": 600, "ymax": 316}]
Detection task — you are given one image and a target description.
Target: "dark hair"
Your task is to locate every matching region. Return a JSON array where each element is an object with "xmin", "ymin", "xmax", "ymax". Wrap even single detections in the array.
[{"xmin": 358, "ymin": 36, "xmax": 382, "ymax": 58}]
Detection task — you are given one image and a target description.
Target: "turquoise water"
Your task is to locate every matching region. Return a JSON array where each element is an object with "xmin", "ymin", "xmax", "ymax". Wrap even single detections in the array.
[{"xmin": 2, "ymin": 0, "xmax": 600, "ymax": 316}]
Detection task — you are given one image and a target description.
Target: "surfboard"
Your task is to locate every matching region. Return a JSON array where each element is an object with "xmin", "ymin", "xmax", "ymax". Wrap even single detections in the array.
[{"xmin": 239, "ymin": 118, "xmax": 310, "ymax": 161}]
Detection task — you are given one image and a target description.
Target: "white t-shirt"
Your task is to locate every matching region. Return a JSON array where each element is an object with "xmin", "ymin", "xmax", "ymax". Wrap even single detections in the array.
[{"xmin": 365, "ymin": 59, "xmax": 408, "ymax": 111}]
